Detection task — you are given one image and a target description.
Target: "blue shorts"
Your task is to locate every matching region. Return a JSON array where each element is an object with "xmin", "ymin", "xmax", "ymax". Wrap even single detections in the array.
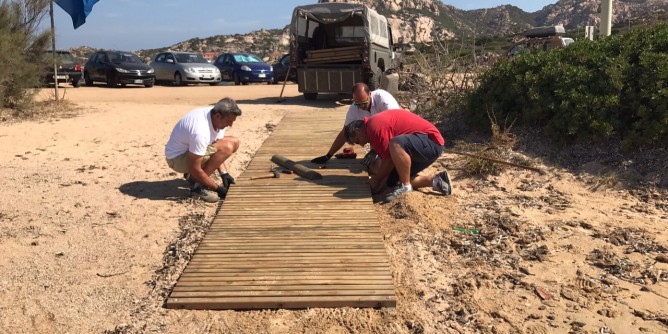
[{"xmin": 386, "ymin": 133, "xmax": 444, "ymax": 187}]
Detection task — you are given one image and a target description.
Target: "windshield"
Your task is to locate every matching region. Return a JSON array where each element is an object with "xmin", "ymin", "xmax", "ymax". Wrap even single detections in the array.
[
  {"xmin": 44, "ymin": 51, "xmax": 76, "ymax": 65},
  {"xmin": 109, "ymin": 52, "xmax": 143, "ymax": 63},
  {"xmin": 175, "ymin": 53, "xmax": 208, "ymax": 63},
  {"xmin": 233, "ymin": 54, "xmax": 263, "ymax": 63}
]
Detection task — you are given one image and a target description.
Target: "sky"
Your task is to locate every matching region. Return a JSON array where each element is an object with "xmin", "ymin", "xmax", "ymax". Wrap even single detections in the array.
[{"xmin": 48, "ymin": 0, "xmax": 556, "ymax": 51}]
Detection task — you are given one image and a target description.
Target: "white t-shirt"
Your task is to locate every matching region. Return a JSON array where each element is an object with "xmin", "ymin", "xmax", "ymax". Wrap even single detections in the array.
[
  {"xmin": 344, "ymin": 89, "xmax": 400, "ymax": 125},
  {"xmin": 165, "ymin": 107, "xmax": 226, "ymax": 159}
]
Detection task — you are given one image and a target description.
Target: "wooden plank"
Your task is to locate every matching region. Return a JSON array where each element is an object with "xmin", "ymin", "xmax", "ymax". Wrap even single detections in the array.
[
  {"xmin": 173, "ymin": 284, "xmax": 394, "ymax": 292},
  {"xmin": 165, "ymin": 296, "xmax": 396, "ymax": 309}
]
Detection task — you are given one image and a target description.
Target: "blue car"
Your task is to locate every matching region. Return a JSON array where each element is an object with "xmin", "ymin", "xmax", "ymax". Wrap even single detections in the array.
[{"xmin": 213, "ymin": 53, "xmax": 273, "ymax": 85}]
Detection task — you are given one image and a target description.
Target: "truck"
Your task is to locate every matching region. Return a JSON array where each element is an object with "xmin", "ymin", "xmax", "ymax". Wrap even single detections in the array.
[{"xmin": 289, "ymin": 2, "xmax": 400, "ymax": 100}]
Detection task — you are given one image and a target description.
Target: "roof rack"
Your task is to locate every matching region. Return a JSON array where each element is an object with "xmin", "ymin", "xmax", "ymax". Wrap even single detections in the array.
[{"xmin": 525, "ymin": 26, "xmax": 565, "ymax": 38}]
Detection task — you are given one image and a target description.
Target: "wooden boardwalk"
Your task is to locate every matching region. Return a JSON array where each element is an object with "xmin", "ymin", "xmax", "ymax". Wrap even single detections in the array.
[{"xmin": 165, "ymin": 110, "xmax": 396, "ymax": 310}]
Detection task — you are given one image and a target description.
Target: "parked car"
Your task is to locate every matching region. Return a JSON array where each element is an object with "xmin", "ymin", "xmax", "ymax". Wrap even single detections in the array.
[
  {"xmin": 213, "ymin": 53, "xmax": 273, "ymax": 85},
  {"xmin": 84, "ymin": 50, "xmax": 155, "ymax": 88},
  {"xmin": 506, "ymin": 26, "xmax": 574, "ymax": 58},
  {"xmin": 43, "ymin": 50, "xmax": 82, "ymax": 87},
  {"xmin": 150, "ymin": 51, "xmax": 221, "ymax": 86},
  {"xmin": 271, "ymin": 54, "xmax": 297, "ymax": 84}
]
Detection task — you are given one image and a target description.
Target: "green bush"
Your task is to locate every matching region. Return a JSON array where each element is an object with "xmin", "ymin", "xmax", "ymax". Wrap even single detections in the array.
[
  {"xmin": 0, "ymin": 0, "xmax": 50, "ymax": 110},
  {"xmin": 463, "ymin": 24, "xmax": 668, "ymax": 148}
]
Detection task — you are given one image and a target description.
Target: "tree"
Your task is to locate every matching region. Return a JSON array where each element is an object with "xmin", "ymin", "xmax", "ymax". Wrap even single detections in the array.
[{"xmin": 0, "ymin": 0, "xmax": 50, "ymax": 110}]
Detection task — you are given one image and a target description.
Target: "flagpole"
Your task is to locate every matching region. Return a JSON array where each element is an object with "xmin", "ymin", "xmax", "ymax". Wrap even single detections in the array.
[{"xmin": 50, "ymin": 0, "xmax": 59, "ymax": 101}]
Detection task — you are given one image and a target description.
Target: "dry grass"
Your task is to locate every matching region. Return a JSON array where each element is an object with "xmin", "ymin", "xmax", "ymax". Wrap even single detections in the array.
[
  {"xmin": 0, "ymin": 98, "xmax": 80, "ymax": 123},
  {"xmin": 459, "ymin": 111, "xmax": 521, "ymax": 176}
]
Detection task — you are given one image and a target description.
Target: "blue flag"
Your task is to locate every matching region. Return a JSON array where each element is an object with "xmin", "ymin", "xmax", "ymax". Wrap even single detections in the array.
[{"xmin": 55, "ymin": 0, "xmax": 100, "ymax": 29}]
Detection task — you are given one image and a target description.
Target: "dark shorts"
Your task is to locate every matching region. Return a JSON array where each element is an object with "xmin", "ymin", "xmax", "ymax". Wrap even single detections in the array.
[{"xmin": 386, "ymin": 133, "xmax": 444, "ymax": 187}]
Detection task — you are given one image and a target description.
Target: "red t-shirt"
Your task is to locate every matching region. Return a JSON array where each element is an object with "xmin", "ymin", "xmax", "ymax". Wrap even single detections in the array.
[{"xmin": 365, "ymin": 109, "xmax": 445, "ymax": 159}]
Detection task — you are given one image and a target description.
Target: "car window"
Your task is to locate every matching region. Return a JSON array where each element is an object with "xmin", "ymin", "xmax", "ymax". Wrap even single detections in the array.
[
  {"xmin": 95, "ymin": 52, "xmax": 106, "ymax": 63},
  {"xmin": 44, "ymin": 51, "xmax": 76, "ymax": 65},
  {"xmin": 233, "ymin": 54, "xmax": 262, "ymax": 63},
  {"xmin": 155, "ymin": 54, "xmax": 165, "ymax": 62},
  {"xmin": 175, "ymin": 53, "xmax": 207, "ymax": 64},
  {"xmin": 165, "ymin": 54, "xmax": 175, "ymax": 62},
  {"xmin": 214, "ymin": 56, "xmax": 223, "ymax": 64},
  {"xmin": 281, "ymin": 55, "xmax": 290, "ymax": 66},
  {"xmin": 109, "ymin": 52, "xmax": 142, "ymax": 63},
  {"xmin": 224, "ymin": 55, "xmax": 232, "ymax": 64}
]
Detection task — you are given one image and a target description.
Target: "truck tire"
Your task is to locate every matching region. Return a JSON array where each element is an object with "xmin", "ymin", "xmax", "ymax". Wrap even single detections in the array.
[
  {"xmin": 304, "ymin": 92, "xmax": 318, "ymax": 100},
  {"xmin": 368, "ymin": 69, "xmax": 381, "ymax": 91}
]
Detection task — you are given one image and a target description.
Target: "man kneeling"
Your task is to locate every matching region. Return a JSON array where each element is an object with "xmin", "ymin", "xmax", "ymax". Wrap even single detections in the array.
[
  {"xmin": 165, "ymin": 98, "xmax": 241, "ymax": 202},
  {"xmin": 344, "ymin": 109, "xmax": 452, "ymax": 202}
]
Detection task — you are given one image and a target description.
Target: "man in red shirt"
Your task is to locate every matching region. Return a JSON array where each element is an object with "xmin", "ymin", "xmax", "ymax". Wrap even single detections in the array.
[{"xmin": 344, "ymin": 109, "xmax": 452, "ymax": 202}]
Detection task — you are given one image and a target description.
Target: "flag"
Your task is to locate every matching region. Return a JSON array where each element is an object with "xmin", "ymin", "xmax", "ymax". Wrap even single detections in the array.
[{"xmin": 55, "ymin": 0, "xmax": 100, "ymax": 29}]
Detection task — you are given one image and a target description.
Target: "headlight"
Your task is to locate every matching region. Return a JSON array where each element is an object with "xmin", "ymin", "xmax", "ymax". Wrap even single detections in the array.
[
  {"xmin": 147, "ymin": 68, "xmax": 154, "ymax": 74},
  {"xmin": 185, "ymin": 67, "xmax": 198, "ymax": 74},
  {"xmin": 115, "ymin": 67, "xmax": 130, "ymax": 73},
  {"xmin": 269, "ymin": 66, "xmax": 273, "ymax": 72},
  {"xmin": 240, "ymin": 65, "xmax": 251, "ymax": 72},
  {"xmin": 213, "ymin": 67, "xmax": 220, "ymax": 73}
]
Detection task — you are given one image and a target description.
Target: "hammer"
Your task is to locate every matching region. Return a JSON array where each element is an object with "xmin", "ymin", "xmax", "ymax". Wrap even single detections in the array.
[{"xmin": 249, "ymin": 167, "xmax": 280, "ymax": 180}]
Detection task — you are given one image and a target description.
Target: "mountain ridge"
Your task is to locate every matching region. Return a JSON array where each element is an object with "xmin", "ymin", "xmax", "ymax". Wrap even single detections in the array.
[{"xmin": 70, "ymin": 0, "xmax": 668, "ymax": 61}]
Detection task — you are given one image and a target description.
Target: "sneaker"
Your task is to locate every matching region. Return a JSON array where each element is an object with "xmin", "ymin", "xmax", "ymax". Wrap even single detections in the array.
[
  {"xmin": 383, "ymin": 184, "xmax": 412, "ymax": 203},
  {"xmin": 434, "ymin": 170, "xmax": 452, "ymax": 196},
  {"xmin": 190, "ymin": 182, "xmax": 219, "ymax": 203}
]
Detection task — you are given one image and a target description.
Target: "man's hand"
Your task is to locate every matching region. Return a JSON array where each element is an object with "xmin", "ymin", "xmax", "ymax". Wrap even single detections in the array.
[
  {"xmin": 361, "ymin": 149, "xmax": 378, "ymax": 170},
  {"xmin": 216, "ymin": 185, "xmax": 228, "ymax": 200},
  {"xmin": 311, "ymin": 153, "xmax": 333, "ymax": 164},
  {"xmin": 220, "ymin": 172, "xmax": 235, "ymax": 189}
]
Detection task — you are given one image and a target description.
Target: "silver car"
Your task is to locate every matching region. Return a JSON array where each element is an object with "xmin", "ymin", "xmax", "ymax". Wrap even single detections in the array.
[{"xmin": 150, "ymin": 51, "xmax": 221, "ymax": 86}]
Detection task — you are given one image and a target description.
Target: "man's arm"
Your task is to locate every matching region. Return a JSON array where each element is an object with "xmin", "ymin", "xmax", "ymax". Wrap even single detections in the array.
[
  {"xmin": 369, "ymin": 158, "xmax": 394, "ymax": 193},
  {"xmin": 326, "ymin": 127, "xmax": 347, "ymax": 156},
  {"xmin": 311, "ymin": 127, "xmax": 346, "ymax": 163},
  {"xmin": 187, "ymin": 152, "xmax": 218, "ymax": 190}
]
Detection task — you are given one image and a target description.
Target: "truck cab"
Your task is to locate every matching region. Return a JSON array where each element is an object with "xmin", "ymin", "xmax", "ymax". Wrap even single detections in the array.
[{"xmin": 290, "ymin": 3, "xmax": 398, "ymax": 100}]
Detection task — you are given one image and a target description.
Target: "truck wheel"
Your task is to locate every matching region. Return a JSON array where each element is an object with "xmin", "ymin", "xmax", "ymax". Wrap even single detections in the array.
[
  {"xmin": 368, "ymin": 69, "xmax": 381, "ymax": 91},
  {"xmin": 304, "ymin": 92, "xmax": 318, "ymax": 100}
]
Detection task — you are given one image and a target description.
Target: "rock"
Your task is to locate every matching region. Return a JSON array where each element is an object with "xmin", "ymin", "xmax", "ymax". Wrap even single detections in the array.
[
  {"xmin": 656, "ymin": 255, "xmax": 668, "ymax": 264},
  {"xmin": 597, "ymin": 308, "xmax": 620, "ymax": 318}
]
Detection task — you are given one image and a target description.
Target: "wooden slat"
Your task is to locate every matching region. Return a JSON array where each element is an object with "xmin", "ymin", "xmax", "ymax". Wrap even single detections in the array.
[{"xmin": 166, "ymin": 110, "xmax": 396, "ymax": 310}]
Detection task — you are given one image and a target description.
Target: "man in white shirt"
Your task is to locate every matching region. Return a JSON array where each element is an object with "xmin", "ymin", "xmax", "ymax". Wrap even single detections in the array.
[
  {"xmin": 165, "ymin": 97, "xmax": 241, "ymax": 202},
  {"xmin": 310, "ymin": 82, "xmax": 400, "ymax": 169}
]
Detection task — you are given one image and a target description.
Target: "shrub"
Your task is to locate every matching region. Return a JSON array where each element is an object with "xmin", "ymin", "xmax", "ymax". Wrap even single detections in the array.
[
  {"xmin": 463, "ymin": 24, "xmax": 668, "ymax": 149},
  {"xmin": 0, "ymin": 0, "xmax": 50, "ymax": 111}
]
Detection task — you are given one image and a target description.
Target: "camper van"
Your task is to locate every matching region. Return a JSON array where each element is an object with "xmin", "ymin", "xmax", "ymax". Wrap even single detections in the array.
[{"xmin": 289, "ymin": 3, "xmax": 399, "ymax": 100}]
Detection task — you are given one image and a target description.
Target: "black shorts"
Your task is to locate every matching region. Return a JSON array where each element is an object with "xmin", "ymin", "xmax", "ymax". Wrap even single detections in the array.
[{"xmin": 386, "ymin": 133, "xmax": 444, "ymax": 187}]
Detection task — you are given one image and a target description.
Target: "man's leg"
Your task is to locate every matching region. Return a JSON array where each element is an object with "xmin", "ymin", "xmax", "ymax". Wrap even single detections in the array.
[
  {"xmin": 203, "ymin": 136, "xmax": 240, "ymax": 175},
  {"xmin": 388, "ymin": 138, "xmax": 412, "ymax": 185},
  {"xmin": 384, "ymin": 134, "xmax": 445, "ymax": 201}
]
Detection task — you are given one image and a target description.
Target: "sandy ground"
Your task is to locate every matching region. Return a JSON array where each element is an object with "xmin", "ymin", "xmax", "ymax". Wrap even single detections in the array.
[{"xmin": 0, "ymin": 83, "xmax": 666, "ymax": 334}]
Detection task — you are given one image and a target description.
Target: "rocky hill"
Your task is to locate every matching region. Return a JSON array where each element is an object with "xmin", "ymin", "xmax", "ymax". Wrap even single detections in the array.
[{"xmin": 70, "ymin": 0, "xmax": 668, "ymax": 62}]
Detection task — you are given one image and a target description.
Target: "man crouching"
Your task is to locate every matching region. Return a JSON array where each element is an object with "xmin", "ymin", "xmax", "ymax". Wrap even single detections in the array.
[
  {"xmin": 344, "ymin": 109, "xmax": 452, "ymax": 202},
  {"xmin": 165, "ymin": 97, "xmax": 241, "ymax": 202}
]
